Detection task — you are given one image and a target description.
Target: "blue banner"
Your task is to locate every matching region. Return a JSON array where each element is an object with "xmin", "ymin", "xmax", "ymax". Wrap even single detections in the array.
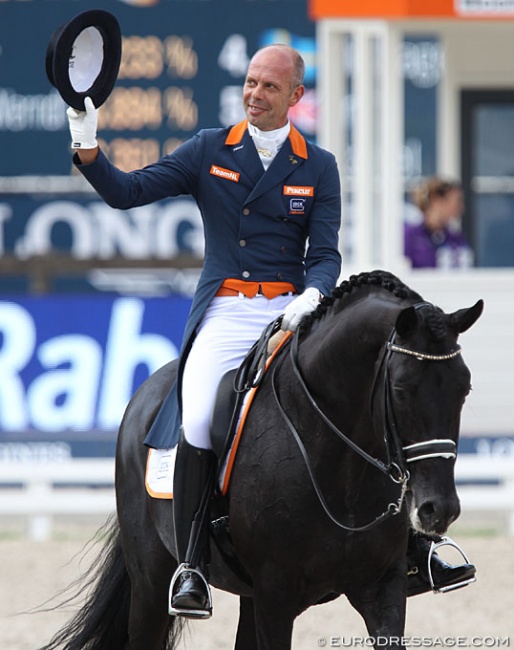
[{"xmin": 0, "ymin": 294, "xmax": 191, "ymax": 435}]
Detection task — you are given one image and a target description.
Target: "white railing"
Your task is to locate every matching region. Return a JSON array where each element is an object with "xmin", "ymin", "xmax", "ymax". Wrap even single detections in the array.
[
  {"xmin": 0, "ymin": 459, "xmax": 115, "ymax": 541},
  {"xmin": 0, "ymin": 455, "xmax": 513, "ymax": 540},
  {"xmin": 455, "ymin": 455, "xmax": 514, "ymax": 535}
]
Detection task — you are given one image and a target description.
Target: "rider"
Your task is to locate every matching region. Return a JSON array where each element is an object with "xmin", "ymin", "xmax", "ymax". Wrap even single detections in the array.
[{"xmin": 67, "ymin": 44, "xmax": 475, "ymax": 618}]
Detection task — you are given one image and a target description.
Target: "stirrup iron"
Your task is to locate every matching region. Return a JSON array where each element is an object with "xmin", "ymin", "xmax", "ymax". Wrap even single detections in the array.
[
  {"xmin": 168, "ymin": 563, "xmax": 213, "ymax": 618},
  {"xmin": 428, "ymin": 536, "xmax": 477, "ymax": 593}
]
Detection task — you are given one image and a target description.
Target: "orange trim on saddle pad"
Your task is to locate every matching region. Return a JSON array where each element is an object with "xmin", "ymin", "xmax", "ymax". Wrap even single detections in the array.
[
  {"xmin": 221, "ymin": 330, "xmax": 293, "ymax": 495},
  {"xmin": 145, "ymin": 447, "xmax": 176, "ymax": 499}
]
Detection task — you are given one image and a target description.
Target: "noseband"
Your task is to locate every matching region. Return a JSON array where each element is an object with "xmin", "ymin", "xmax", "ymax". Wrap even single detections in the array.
[
  {"xmin": 271, "ymin": 303, "xmax": 461, "ymax": 532},
  {"xmin": 383, "ymin": 307, "xmax": 461, "ymax": 465}
]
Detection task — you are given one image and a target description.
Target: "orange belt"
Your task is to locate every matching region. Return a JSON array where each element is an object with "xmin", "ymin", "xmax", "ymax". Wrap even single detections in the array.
[{"xmin": 215, "ymin": 279, "xmax": 297, "ymax": 299}]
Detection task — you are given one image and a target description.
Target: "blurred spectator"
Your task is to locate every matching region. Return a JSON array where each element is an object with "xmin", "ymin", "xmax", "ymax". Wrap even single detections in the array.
[{"xmin": 404, "ymin": 177, "xmax": 474, "ymax": 269}]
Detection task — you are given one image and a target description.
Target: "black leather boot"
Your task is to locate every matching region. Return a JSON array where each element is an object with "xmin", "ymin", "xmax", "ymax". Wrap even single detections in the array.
[
  {"xmin": 407, "ymin": 531, "xmax": 476, "ymax": 597},
  {"xmin": 169, "ymin": 436, "xmax": 216, "ymax": 618}
]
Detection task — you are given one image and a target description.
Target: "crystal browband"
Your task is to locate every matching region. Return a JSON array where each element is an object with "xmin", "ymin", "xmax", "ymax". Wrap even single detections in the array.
[{"xmin": 387, "ymin": 343, "xmax": 462, "ymax": 361}]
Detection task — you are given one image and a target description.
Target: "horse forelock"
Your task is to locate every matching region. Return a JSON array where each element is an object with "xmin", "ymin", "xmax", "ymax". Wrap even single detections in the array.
[{"xmin": 299, "ymin": 269, "xmax": 423, "ymax": 335}]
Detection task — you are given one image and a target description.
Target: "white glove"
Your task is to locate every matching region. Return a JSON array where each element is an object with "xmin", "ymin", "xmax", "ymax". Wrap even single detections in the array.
[
  {"xmin": 67, "ymin": 96, "xmax": 98, "ymax": 149},
  {"xmin": 281, "ymin": 287, "xmax": 321, "ymax": 332}
]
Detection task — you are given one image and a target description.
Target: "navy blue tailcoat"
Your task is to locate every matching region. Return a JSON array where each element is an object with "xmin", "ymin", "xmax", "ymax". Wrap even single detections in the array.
[{"xmin": 76, "ymin": 120, "xmax": 342, "ymax": 448}]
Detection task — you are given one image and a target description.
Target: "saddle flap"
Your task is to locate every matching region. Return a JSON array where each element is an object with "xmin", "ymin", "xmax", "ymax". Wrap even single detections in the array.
[{"xmin": 210, "ymin": 369, "xmax": 240, "ymax": 458}]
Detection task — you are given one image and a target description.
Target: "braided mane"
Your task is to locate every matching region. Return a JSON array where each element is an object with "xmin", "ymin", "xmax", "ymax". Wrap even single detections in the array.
[{"xmin": 300, "ymin": 270, "xmax": 448, "ymax": 341}]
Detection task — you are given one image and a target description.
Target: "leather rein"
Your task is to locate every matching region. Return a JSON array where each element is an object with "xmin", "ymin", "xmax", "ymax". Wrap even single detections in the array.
[{"xmin": 271, "ymin": 304, "xmax": 461, "ymax": 533}]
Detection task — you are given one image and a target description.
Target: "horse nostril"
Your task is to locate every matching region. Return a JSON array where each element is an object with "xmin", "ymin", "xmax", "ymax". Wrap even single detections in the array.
[
  {"xmin": 417, "ymin": 501, "xmax": 436, "ymax": 522},
  {"xmin": 416, "ymin": 497, "xmax": 460, "ymax": 534}
]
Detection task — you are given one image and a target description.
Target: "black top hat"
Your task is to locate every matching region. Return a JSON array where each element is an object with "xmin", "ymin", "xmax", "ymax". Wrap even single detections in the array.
[{"xmin": 46, "ymin": 10, "xmax": 122, "ymax": 111}]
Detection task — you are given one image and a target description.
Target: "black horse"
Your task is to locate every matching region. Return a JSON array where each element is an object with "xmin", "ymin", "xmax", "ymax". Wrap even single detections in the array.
[{"xmin": 39, "ymin": 270, "xmax": 483, "ymax": 650}]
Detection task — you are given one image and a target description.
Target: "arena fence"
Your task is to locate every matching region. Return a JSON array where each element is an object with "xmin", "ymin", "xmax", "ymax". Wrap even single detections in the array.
[
  {"xmin": 0, "ymin": 456, "xmax": 512, "ymax": 541},
  {"xmin": 0, "ymin": 458, "xmax": 115, "ymax": 541}
]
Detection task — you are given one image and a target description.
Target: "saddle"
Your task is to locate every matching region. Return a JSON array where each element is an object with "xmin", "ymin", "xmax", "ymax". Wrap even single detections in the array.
[
  {"xmin": 208, "ymin": 316, "xmax": 288, "ymax": 586},
  {"xmin": 210, "ymin": 316, "xmax": 285, "ymax": 466},
  {"xmin": 144, "ymin": 317, "xmax": 288, "ymax": 501}
]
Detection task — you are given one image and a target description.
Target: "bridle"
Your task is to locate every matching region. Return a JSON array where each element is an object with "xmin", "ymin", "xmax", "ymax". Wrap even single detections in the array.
[
  {"xmin": 271, "ymin": 303, "xmax": 461, "ymax": 532},
  {"xmin": 381, "ymin": 302, "xmax": 461, "ymax": 466}
]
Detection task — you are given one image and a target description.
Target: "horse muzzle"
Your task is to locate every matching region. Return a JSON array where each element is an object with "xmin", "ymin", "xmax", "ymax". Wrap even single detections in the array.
[
  {"xmin": 402, "ymin": 438, "xmax": 460, "ymax": 535},
  {"xmin": 410, "ymin": 492, "xmax": 461, "ymax": 536}
]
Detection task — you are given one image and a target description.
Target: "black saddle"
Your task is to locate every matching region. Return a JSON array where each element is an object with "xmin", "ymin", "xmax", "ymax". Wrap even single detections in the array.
[
  {"xmin": 208, "ymin": 317, "xmax": 284, "ymax": 587},
  {"xmin": 209, "ymin": 316, "xmax": 283, "ymax": 465}
]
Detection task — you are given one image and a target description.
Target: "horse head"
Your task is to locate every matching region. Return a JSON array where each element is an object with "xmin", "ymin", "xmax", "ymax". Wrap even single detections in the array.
[{"xmin": 388, "ymin": 298, "xmax": 484, "ymax": 536}]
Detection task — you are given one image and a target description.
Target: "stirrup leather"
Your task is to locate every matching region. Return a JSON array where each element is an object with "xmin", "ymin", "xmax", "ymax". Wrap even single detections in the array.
[
  {"xmin": 428, "ymin": 536, "xmax": 477, "ymax": 593},
  {"xmin": 168, "ymin": 563, "xmax": 213, "ymax": 618}
]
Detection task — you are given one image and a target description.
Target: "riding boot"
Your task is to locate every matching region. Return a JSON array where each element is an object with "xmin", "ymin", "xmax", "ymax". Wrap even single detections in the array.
[
  {"xmin": 169, "ymin": 435, "xmax": 216, "ymax": 618},
  {"xmin": 407, "ymin": 531, "xmax": 476, "ymax": 597}
]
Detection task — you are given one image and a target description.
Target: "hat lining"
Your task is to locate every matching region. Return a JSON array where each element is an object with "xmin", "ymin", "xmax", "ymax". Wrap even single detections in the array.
[{"xmin": 69, "ymin": 27, "xmax": 105, "ymax": 93}]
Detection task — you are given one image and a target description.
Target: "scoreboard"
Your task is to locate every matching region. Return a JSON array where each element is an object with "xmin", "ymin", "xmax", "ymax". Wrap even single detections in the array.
[
  {"xmin": 0, "ymin": 1, "xmax": 437, "ymax": 274},
  {"xmin": 0, "ymin": 0, "xmax": 315, "ymax": 176}
]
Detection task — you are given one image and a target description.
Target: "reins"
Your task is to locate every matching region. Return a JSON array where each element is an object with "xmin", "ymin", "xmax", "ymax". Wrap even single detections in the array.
[
  {"xmin": 271, "ymin": 301, "xmax": 461, "ymax": 532},
  {"xmin": 271, "ymin": 327, "xmax": 409, "ymax": 532}
]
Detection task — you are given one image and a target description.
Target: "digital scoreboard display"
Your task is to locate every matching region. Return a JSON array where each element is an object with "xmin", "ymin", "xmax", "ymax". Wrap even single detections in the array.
[
  {"xmin": 0, "ymin": 0, "xmax": 315, "ymax": 176},
  {"xmin": 0, "ymin": 2, "xmax": 437, "ymax": 274}
]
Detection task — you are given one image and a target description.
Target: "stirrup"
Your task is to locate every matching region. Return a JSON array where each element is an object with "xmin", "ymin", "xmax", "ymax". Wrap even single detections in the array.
[
  {"xmin": 168, "ymin": 563, "xmax": 213, "ymax": 618},
  {"xmin": 428, "ymin": 536, "xmax": 477, "ymax": 593}
]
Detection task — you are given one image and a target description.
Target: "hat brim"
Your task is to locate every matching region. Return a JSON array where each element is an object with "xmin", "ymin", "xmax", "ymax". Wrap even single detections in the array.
[{"xmin": 46, "ymin": 10, "xmax": 121, "ymax": 111}]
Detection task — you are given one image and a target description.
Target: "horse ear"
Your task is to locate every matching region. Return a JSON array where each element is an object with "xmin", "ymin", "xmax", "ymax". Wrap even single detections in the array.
[
  {"xmin": 395, "ymin": 306, "xmax": 418, "ymax": 337},
  {"xmin": 448, "ymin": 299, "xmax": 484, "ymax": 334}
]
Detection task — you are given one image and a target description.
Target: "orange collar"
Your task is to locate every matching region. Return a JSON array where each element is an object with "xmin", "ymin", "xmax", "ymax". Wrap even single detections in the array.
[{"xmin": 225, "ymin": 120, "xmax": 308, "ymax": 160}]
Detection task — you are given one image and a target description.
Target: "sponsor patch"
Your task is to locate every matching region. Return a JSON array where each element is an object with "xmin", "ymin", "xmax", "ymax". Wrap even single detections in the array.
[
  {"xmin": 283, "ymin": 185, "xmax": 314, "ymax": 196},
  {"xmin": 210, "ymin": 164, "xmax": 240, "ymax": 182},
  {"xmin": 289, "ymin": 198, "xmax": 306, "ymax": 214}
]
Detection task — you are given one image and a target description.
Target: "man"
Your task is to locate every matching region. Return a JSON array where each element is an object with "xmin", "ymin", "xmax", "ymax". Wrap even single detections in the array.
[
  {"xmin": 67, "ymin": 44, "xmax": 474, "ymax": 619},
  {"xmin": 69, "ymin": 44, "xmax": 341, "ymax": 618}
]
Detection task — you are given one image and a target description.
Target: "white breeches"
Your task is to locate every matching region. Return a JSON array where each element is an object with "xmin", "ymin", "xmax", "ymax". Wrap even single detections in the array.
[{"xmin": 181, "ymin": 294, "xmax": 294, "ymax": 450}]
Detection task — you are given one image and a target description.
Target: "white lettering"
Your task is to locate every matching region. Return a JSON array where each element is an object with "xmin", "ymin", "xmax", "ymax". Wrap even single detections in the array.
[
  {"xmin": 154, "ymin": 200, "xmax": 204, "ymax": 258},
  {"xmin": 27, "ymin": 335, "xmax": 102, "ymax": 431},
  {"xmin": 0, "ymin": 297, "xmax": 181, "ymax": 433},
  {"xmin": 0, "ymin": 203, "xmax": 13, "ymax": 255},
  {"xmin": 97, "ymin": 298, "xmax": 178, "ymax": 428},
  {"xmin": 14, "ymin": 200, "xmax": 203, "ymax": 260},
  {"xmin": 91, "ymin": 205, "xmax": 154, "ymax": 258},
  {"xmin": 0, "ymin": 89, "xmax": 67, "ymax": 132},
  {"xmin": 16, "ymin": 201, "xmax": 96, "ymax": 258},
  {"xmin": 0, "ymin": 442, "xmax": 72, "ymax": 462},
  {"xmin": 217, "ymin": 35, "xmax": 249, "ymax": 78},
  {"xmin": 218, "ymin": 85, "xmax": 245, "ymax": 127},
  {"xmin": 0, "ymin": 302, "xmax": 34, "ymax": 429}
]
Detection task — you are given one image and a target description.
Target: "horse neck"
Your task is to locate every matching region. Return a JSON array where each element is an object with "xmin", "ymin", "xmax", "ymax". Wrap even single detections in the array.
[{"xmin": 294, "ymin": 297, "xmax": 401, "ymax": 451}]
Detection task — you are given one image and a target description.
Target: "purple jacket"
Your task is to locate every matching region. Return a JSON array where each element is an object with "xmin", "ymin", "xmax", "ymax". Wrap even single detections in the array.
[{"xmin": 404, "ymin": 223, "xmax": 474, "ymax": 269}]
